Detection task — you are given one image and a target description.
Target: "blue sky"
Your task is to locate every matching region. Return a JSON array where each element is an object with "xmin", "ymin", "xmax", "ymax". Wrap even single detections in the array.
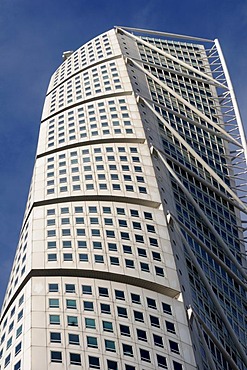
[{"xmin": 0, "ymin": 0, "xmax": 246, "ymax": 304}]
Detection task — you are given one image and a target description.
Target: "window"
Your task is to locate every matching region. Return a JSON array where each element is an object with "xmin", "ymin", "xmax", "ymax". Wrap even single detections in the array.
[
  {"xmin": 85, "ymin": 318, "xmax": 96, "ymax": 329},
  {"xmin": 173, "ymin": 361, "xmax": 183, "ymax": 370},
  {"xmin": 169, "ymin": 340, "xmax": 180, "ymax": 354},
  {"xmin": 123, "ymin": 245, "xmax": 132, "ymax": 254},
  {"xmin": 131, "ymin": 294, "xmax": 140, "ymax": 304},
  {"xmin": 95, "ymin": 255, "xmax": 104, "ymax": 263},
  {"xmin": 115, "ymin": 290, "xmax": 125, "ymax": 300},
  {"xmin": 66, "ymin": 284, "xmax": 75, "ymax": 293},
  {"xmin": 105, "ymin": 339, "xmax": 116, "ymax": 352},
  {"xmin": 125, "ymin": 365, "xmax": 135, "ymax": 370},
  {"xmin": 49, "ymin": 298, "xmax": 59, "ymax": 308},
  {"xmin": 50, "ymin": 332, "xmax": 61, "ymax": 343},
  {"xmin": 125, "ymin": 259, "xmax": 134, "ymax": 268},
  {"xmin": 15, "ymin": 342, "xmax": 22, "ymax": 355},
  {"xmin": 102, "ymin": 321, "xmax": 113, "ymax": 332},
  {"xmin": 6, "ymin": 337, "xmax": 12, "ymax": 349},
  {"xmin": 99, "ymin": 287, "xmax": 108, "ymax": 297},
  {"xmin": 50, "ymin": 315, "xmax": 60, "ymax": 325},
  {"xmin": 84, "ymin": 301, "xmax": 94, "ymax": 311},
  {"xmin": 154, "ymin": 334, "xmax": 163, "ymax": 347},
  {"xmin": 162, "ymin": 302, "xmax": 172, "ymax": 315},
  {"xmin": 134, "ymin": 310, "xmax": 144, "ymax": 322},
  {"xmin": 69, "ymin": 333, "xmax": 80, "ymax": 345},
  {"xmin": 93, "ymin": 242, "xmax": 102, "ymax": 249},
  {"xmin": 14, "ymin": 361, "xmax": 21, "ymax": 370},
  {"xmin": 157, "ymin": 355, "xmax": 168, "ymax": 368},
  {"xmin": 165, "ymin": 321, "xmax": 176, "ymax": 333},
  {"xmin": 48, "ymin": 253, "xmax": 57, "ymax": 261},
  {"xmin": 64, "ymin": 253, "xmax": 72, "ymax": 261},
  {"xmin": 79, "ymin": 253, "xmax": 88, "ymax": 262},
  {"xmin": 108, "ymin": 243, "xmax": 117, "ymax": 251},
  {"xmin": 110, "ymin": 256, "xmax": 119, "ymax": 265},
  {"xmin": 135, "ymin": 235, "xmax": 144, "ymax": 243},
  {"xmin": 66, "ymin": 299, "xmax": 77, "ymax": 309},
  {"xmin": 51, "ymin": 351, "xmax": 62, "ymax": 363},
  {"xmin": 87, "ymin": 336, "xmax": 98, "ymax": 348},
  {"xmin": 120, "ymin": 324, "xmax": 130, "ymax": 336},
  {"xmin": 140, "ymin": 348, "xmax": 150, "ymax": 362},
  {"xmin": 16, "ymin": 325, "xmax": 22, "ymax": 338},
  {"xmin": 137, "ymin": 329, "xmax": 147, "ymax": 341},
  {"xmin": 67, "ymin": 316, "xmax": 78, "ymax": 326},
  {"xmin": 140, "ymin": 262, "xmax": 149, "ymax": 272},
  {"xmin": 123, "ymin": 343, "xmax": 133, "ymax": 356},
  {"xmin": 101, "ymin": 303, "xmax": 111, "ymax": 314},
  {"xmin": 147, "ymin": 298, "xmax": 156, "ymax": 309},
  {"xmin": 89, "ymin": 356, "xmax": 100, "ymax": 368},
  {"xmin": 17, "ymin": 309, "xmax": 23, "ymax": 322},
  {"xmin": 152, "ymin": 251, "xmax": 161, "ymax": 261},
  {"xmin": 150, "ymin": 315, "xmax": 160, "ymax": 327},
  {"xmin": 155, "ymin": 266, "xmax": 164, "ymax": 276},
  {"xmin": 4, "ymin": 354, "xmax": 11, "ymax": 367},
  {"xmin": 82, "ymin": 285, "xmax": 92, "ymax": 294},
  {"xmin": 107, "ymin": 360, "xmax": 118, "ymax": 370},
  {"xmin": 138, "ymin": 248, "xmax": 146, "ymax": 257},
  {"xmin": 117, "ymin": 306, "xmax": 127, "ymax": 317}
]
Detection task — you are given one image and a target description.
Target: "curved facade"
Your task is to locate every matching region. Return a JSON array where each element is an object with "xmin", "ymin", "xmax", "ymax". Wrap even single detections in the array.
[{"xmin": 0, "ymin": 27, "xmax": 246, "ymax": 370}]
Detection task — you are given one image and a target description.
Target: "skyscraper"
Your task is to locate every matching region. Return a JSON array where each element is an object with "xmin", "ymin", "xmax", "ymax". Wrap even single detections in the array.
[{"xmin": 0, "ymin": 26, "xmax": 246, "ymax": 370}]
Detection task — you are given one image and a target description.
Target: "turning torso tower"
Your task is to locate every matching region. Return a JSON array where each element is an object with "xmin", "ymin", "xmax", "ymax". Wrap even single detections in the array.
[{"xmin": 0, "ymin": 27, "xmax": 246, "ymax": 370}]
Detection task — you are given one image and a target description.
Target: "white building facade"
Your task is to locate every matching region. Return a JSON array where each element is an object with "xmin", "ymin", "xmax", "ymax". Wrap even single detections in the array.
[{"xmin": 0, "ymin": 27, "xmax": 246, "ymax": 370}]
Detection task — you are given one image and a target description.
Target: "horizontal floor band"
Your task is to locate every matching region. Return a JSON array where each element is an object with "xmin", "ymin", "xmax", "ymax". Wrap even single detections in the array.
[
  {"xmin": 0, "ymin": 268, "xmax": 180, "ymax": 324},
  {"xmin": 21, "ymin": 194, "xmax": 161, "ymax": 235},
  {"xmin": 46, "ymin": 54, "xmax": 123, "ymax": 97},
  {"xmin": 36, "ymin": 137, "xmax": 146, "ymax": 159},
  {"xmin": 41, "ymin": 90, "xmax": 133, "ymax": 124}
]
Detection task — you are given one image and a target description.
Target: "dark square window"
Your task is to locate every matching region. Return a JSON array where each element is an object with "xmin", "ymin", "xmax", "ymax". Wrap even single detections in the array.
[
  {"xmin": 110, "ymin": 256, "xmax": 119, "ymax": 265},
  {"xmin": 51, "ymin": 351, "xmax": 62, "ymax": 363},
  {"xmin": 169, "ymin": 340, "xmax": 180, "ymax": 354},
  {"xmin": 89, "ymin": 356, "xmax": 100, "ymax": 368},
  {"xmin": 101, "ymin": 303, "xmax": 111, "ymax": 314},
  {"xmin": 123, "ymin": 245, "xmax": 132, "ymax": 254},
  {"xmin": 162, "ymin": 302, "xmax": 172, "ymax": 315},
  {"xmin": 137, "ymin": 329, "xmax": 147, "ymax": 341},
  {"xmin": 99, "ymin": 287, "xmax": 109, "ymax": 296},
  {"xmin": 157, "ymin": 354, "xmax": 168, "ymax": 368},
  {"xmin": 122, "ymin": 343, "xmax": 133, "ymax": 356},
  {"xmin": 152, "ymin": 251, "xmax": 161, "ymax": 261},
  {"xmin": 82, "ymin": 285, "xmax": 92, "ymax": 294},
  {"xmin": 84, "ymin": 301, "xmax": 94, "ymax": 311},
  {"xmin": 70, "ymin": 352, "xmax": 81, "ymax": 365},
  {"xmin": 120, "ymin": 324, "xmax": 130, "ymax": 336},
  {"xmin": 173, "ymin": 361, "xmax": 183, "ymax": 370},
  {"xmin": 147, "ymin": 297, "xmax": 156, "ymax": 309},
  {"xmin": 69, "ymin": 333, "xmax": 80, "ymax": 345},
  {"xmin": 115, "ymin": 290, "xmax": 125, "ymax": 300},
  {"xmin": 150, "ymin": 315, "xmax": 160, "ymax": 327},
  {"xmin": 166, "ymin": 321, "xmax": 176, "ymax": 333},
  {"xmin": 134, "ymin": 310, "xmax": 144, "ymax": 322},
  {"xmin": 50, "ymin": 332, "xmax": 61, "ymax": 343},
  {"xmin": 154, "ymin": 334, "xmax": 163, "ymax": 347},
  {"xmin": 66, "ymin": 284, "xmax": 75, "ymax": 293},
  {"xmin": 102, "ymin": 321, "xmax": 113, "ymax": 332},
  {"xmin": 140, "ymin": 348, "xmax": 150, "ymax": 362},
  {"xmin": 140, "ymin": 262, "xmax": 149, "ymax": 272},
  {"xmin": 131, "ymin": 294, "xmax": 141, "ymax": 304},
  {"xmin": 138, "ymin": 248, "xmax": 146, "ymax": 257},
  {"xmin": 117, "ymin": 306, "xmax": 127, "ymax": 317},
  {"xmin": 125, "ymin": 366, "xmax": 135, "ymax": 370},
  {"xmin": 125, "ymin": 259, "xmax": 134, "ymax": 268},
  {"xmin": 49, "ymin": 284, "xmax": 58, "ymax": 292},
  {"xmin": 107, "ymin": 360, "xmax": 118, "ymax": 370}
]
